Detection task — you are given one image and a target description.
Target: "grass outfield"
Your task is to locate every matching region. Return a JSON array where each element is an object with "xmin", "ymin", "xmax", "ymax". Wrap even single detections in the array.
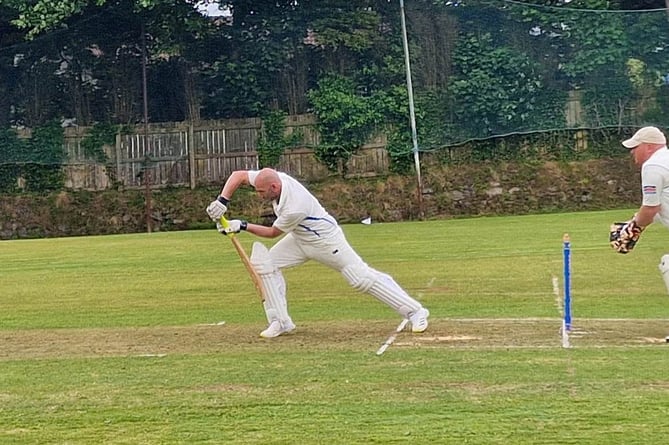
[{"xmin": 1, "ymin": 209, "xmax": 668, "ymax": 444}]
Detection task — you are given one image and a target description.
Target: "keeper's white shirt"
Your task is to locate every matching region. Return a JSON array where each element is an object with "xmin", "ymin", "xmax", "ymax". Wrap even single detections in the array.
[
  {"xmin": 641, "ymin": 146, "xmax": 669, "ymax": 229},
  {"xmin": 248, "ymin": 170, "xmax": 339, "ymax": 242}
]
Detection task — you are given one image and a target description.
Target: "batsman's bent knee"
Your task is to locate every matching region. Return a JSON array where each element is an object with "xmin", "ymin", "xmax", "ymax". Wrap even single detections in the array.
[{"xmin": 341, "ymin": 263, "xmax": 376, "ymax": 292}]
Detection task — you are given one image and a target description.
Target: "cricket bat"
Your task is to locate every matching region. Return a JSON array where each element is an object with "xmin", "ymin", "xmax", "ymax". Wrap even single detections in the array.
[{"xmin": 219, "ymin": 216, "xmax": 265, "ymax": 303}]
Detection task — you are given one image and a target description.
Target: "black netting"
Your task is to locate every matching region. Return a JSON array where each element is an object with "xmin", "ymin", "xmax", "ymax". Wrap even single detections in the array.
[{"xmin": 404, "ymin": 0, "xmax": 669, "ymax": 148}]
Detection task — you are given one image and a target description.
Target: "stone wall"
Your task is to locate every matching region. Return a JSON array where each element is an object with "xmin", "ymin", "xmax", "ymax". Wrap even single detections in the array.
[{"xmin": 0, "ymin": 158, "xmax": 640, "ymax": 240}]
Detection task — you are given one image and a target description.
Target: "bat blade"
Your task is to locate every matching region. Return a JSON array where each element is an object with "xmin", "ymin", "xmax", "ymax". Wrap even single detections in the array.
[{"xmin": 220, "ymin": 217, "xmax": 265, "ymax": 303}]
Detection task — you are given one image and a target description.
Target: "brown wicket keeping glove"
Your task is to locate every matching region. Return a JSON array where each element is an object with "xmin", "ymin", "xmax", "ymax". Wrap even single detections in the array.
[{"xmin": 609, "ymin": 220, "xmax": 644, "ymax": 254}]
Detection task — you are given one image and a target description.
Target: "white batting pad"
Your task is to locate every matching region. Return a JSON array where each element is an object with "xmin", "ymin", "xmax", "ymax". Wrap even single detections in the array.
[
  {"xmin": 251, "ymin": 242, "xmax": 291, "ymax": 324},
  {"xmin": 342, "ymin": 263, "xmax": 421, "ymax": 317},
  {"xmin": 659, "ymin": 254, "xmax": 669, "ymax": 295}
]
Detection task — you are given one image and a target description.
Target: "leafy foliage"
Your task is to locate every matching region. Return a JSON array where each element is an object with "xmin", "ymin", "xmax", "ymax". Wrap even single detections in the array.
[
  {"xmin": 23, "ymin": 121, "xmax": 66, "ymax": 191},
  {"xmin": 256, "ymin": 110, "xmax": 302, "ymax": 168},
  {"xmin": 0, "ymin": 122, "xmax": 65, "ymax": 192},
  {"xmin": 0, "ymin": 128, "xmax": 24, "ymax": 192},
  {"xmin": 5, "ymin": 0, "xmax": 669, "ymax": 175},
  {"xmin": 201, "ymin": 60, "xmax": 268, "ymax": 119},
  {"xmin": 447, "ymin": 33, "xmax": 551, "ymax": 139},
  {"xmin": 80, "ymin": 122, "xmax": 117, "ymax": 163},
  {"xmin": 308, "ymin": 74, "xmax": 389, "ymax": 172}
]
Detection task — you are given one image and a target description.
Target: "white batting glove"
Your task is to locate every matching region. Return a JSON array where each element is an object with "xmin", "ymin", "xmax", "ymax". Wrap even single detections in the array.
[
  {"xmin": 216, "ymin": 220, "xmax": 248, "ymax": 235},
  {"xmin": 206, "ymin": 196, "xmax": 229, "ymax": 221}
]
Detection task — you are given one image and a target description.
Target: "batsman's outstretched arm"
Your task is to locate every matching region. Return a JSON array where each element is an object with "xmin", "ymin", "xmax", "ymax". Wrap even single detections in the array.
[
  {"xmin": 218, "ymin": 217, "xmax": 283, "ymax": 239},
  {"xmin": 207, "ymin": 171, "xmax": 251, "ymax": 221},
  {"xmin": 219, "ymin": 171, "xmax": 250, "ymax": 200},
  {"xmin": 245, "ymin": 223, "xmax": 283, "ymax": 239}
]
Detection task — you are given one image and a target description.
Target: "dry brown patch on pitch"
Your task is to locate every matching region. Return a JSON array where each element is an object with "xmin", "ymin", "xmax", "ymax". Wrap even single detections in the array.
[{"xmin": 1, "ymin": 318, "xmax": 667, "ymax": 360}]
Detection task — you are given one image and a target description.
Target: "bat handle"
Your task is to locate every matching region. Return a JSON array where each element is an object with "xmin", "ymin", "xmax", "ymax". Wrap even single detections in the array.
[{"xmin": 218, "ymin": 216, "xmax": 233, "ymax": 237}]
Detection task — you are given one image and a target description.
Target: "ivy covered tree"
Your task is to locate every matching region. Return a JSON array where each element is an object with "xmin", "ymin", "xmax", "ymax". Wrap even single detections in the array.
[
  {"xmin": 447, "ymin": 32, "xmax": 556, "ymax": 139},
  {"xmin": 0, "ymin": 122, "xmax": 65, "ymax": 191},
  {"xmin": 308, "ymin": 74, "xmax": 395, "ymax": 172}
]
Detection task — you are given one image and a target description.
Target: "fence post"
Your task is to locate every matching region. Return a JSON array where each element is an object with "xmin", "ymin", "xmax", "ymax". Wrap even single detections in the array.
[
  {"xmin": 189, "ymin": 122, "xmax": 196, "ymax": 189},
  {"xmin": 115, "ymin": 132, "xmax": 122, "ymax": 186}
]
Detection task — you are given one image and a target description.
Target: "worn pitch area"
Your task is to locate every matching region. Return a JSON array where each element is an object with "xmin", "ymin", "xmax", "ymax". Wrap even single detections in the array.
[{"xmin": 1, "ymin": 318, "xmax": 667, "ymax": 360}]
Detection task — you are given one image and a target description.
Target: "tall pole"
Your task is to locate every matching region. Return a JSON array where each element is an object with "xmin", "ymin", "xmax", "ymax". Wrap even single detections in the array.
[
  {"xmin": 141, "ymin": 22, "xmax": 152, "ymax": 233},
  {"xmin": 399, "ymin": 0, "xmax": 424, "ymax": 219}
]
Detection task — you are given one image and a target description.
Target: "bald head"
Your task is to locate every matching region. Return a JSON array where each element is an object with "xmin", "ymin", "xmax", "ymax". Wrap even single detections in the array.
[
  {"xmin": 254, "ymin": 168, "xmax": 282, "ymax": 200},
  {"xmin": 256, "ymin": 168, "xmax": 280, "ymax": 187}
]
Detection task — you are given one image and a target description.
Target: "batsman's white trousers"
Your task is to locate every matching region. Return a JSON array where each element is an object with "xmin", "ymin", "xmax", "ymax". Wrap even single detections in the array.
[{"xmin": 269, "ymin": 228, "xmax": 422, "ymax": 317}]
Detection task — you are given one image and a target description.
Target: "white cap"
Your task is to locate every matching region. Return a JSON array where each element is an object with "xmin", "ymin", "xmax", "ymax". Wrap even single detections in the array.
[{"xmin": 622, "ymin": 126, "xmax": 666, "ymax": 148}]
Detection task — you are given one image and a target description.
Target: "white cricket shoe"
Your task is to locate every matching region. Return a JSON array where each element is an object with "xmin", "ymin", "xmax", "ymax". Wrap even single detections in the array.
[
  {"xmin": 260, "ymin": 320, "xmax": 296, "ymax": 338},
  {"xmin": 410, "ymin": 308, "xmax": 429, "ymax": 333}
]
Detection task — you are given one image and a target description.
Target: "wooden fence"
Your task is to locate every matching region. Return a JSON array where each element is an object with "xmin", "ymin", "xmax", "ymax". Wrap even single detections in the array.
[{"xmin": 61, "ymin": 114, "xmax": 390, "ymax": 190}]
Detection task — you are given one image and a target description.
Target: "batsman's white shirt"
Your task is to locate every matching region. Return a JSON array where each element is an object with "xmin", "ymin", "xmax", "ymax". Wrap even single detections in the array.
[
  {"xmin": 246, "ymin": 170, "xmax": 424, "ymax": 319},
  {"xmin": 248, "ymin": 170, "xmax": 338, "ymax": 241},
  {"xmin": 641, "ymin": 146, "xmax": 669, "ymax": 229},
  {"xmin": 248, "ymin": 170, "xmax": 360, "ymax": 271}
]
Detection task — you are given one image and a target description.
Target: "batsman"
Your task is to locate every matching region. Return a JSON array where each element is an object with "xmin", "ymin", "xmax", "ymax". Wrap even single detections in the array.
[
  {"xmin": 612, "ymin": 126, "xmax": 669, "ymax": 296},
  {"xmin": 206, "ymin": 168, "xmax": 430, "ymax": 338}
]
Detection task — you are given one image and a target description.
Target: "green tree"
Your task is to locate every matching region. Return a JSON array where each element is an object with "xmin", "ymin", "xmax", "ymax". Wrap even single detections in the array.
[
  {"xmin": 256, "ymin": 110, "xmax": 302, "ymax": 168},
  {"xmin": 22, "ymin": 121, "xmax": 65, "ymax": 191},
  {"xmin": 0, "ymin": 128, "xmax": 24, "ymax": 192},
  {"xmin": 0, "ymin": 122, "xmax": 65, "ymax": 192},
  {"xmin": 7, "ymin": 0, "xmax": 127, "ymax": 38},
  {"xmin": 512, "ymin": 0, "xmax": 669, "ymax": 128},
  {"xmin": 201, "ymin": 0, "xmax": 341, "ymax": 118},
  {"xmin": 447, "ymin": 33, "xmax": 549, "ymax": 139},
  {"xmin": 4, "ymin": 0, "xmax": 214, "ymax": 126},
  {"xmin": 0, "ymin": 5, "xmax": 27, "ymax": 127},
  {"xmin": 308, "ymin": 74, "xmax": 390, "ymax": 172}
]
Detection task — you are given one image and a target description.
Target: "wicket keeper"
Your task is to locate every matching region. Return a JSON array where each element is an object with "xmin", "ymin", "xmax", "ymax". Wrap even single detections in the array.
[{"xmin": 612, "ymin": 126, "xmax": 669, "ymax": 298}]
